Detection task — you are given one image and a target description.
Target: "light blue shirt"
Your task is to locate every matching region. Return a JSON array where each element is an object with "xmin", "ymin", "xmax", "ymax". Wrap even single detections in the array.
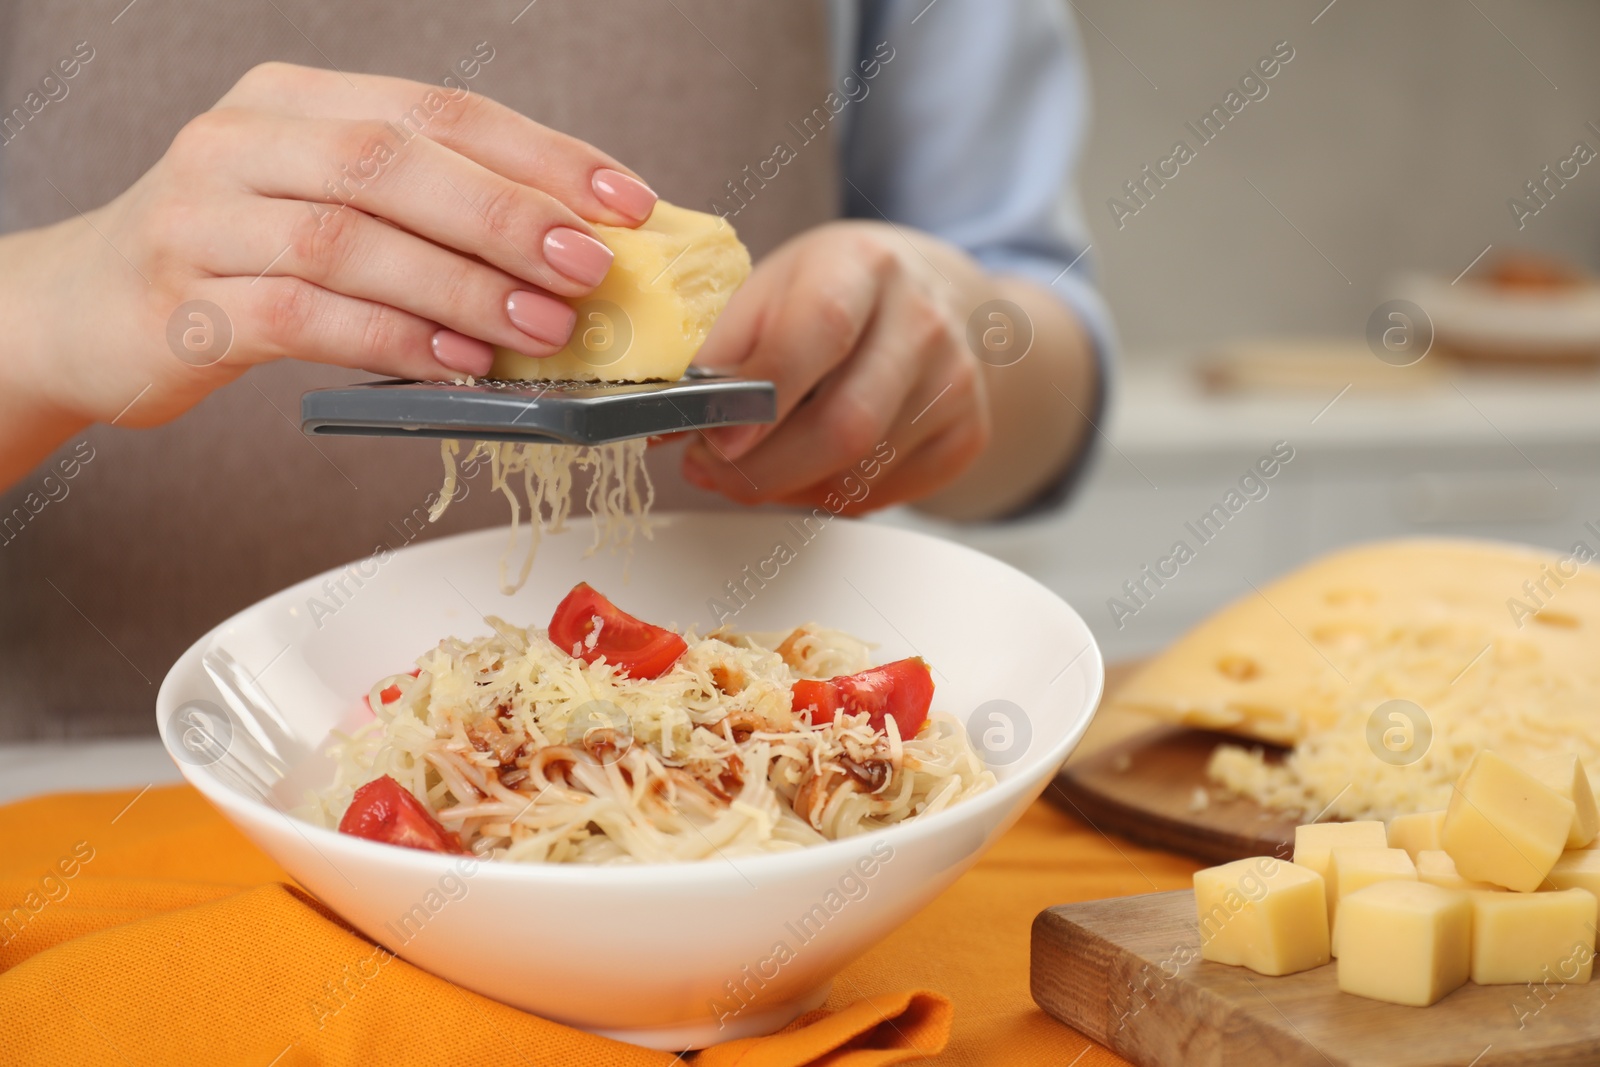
[{"xmin": 832, "ymin": 0, "xmax": 1116, "ymax": 370}]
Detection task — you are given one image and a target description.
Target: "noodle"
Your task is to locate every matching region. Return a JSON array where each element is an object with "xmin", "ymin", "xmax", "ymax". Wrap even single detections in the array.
[
  {"xmin": 313, "ymin": 621, "xmax": 995, "ymax": 864},
  {"xmin": 429, "ymin": 438, "xmax": 655, "ymax": 594}
]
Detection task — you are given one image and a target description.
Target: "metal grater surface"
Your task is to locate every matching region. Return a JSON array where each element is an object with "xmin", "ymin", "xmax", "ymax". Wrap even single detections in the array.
[{"xmin": 300, "ymin": 369, "xmax": 775, "ymax": 447}]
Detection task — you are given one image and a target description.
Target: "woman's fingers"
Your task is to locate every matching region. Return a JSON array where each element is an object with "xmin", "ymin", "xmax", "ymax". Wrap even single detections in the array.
[
  {"xmin": 195, "ymin": 274, "xmax": 461, "ymax": 380},
  {"xmin": 687, "ymin": 259, "xmax": 968, "ymax": 500},
  {"xmin": 219, "ymin": 63, "xmax": 657, "ymax": 226},
  {"xmin": 771, "ymin": 418, "xmax": 987, "ymax": 515},
  {"xmin": 186, "ymin": 197, "xmax": 575, "ymax": 357},
  {"xmin": 178, "ymin": 109, "xmax": 613, "ymax": 300},
  {"xmin": 692, "ymin": 233, "xmax": 885, "ymax": 455}
]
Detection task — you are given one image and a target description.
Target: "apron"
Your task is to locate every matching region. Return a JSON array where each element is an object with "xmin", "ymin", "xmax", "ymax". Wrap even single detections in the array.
[{"xmin": 0, "ymin": 0, "xmax": 840, "ymax": 738}]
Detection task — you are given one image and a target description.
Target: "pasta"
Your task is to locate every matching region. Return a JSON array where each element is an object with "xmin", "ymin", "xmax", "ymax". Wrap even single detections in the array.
[{"xmin": 315, "ymin": 616, "xmax": 994, "ymax": 864}]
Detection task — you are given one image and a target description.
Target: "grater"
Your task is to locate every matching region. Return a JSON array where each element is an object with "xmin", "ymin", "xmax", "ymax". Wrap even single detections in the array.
[{"xmin": 300, "ymin": 368, "xmax": 775, "ymax": 447}]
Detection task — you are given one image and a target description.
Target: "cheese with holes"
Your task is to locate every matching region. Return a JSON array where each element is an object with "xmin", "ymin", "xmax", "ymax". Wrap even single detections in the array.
[
  {"xmin": 1524, "ymin": 753, "xmax": 1600, "ymax": 848},
  {"xmin": 1415, "ymin": 850, "xmax": 1502, "ymax": 893},
  {"xmin": 1328, "ymin": 847, "xmax": 1417, "ymax": 951},
  {"xmin": 1469, "ymin": 888, "xmax": 1597, "ymax": 985},
  {"xmin": 492, "ymin": 200, "xmax": 751, "ymax": 382},
  {"xmin": 1444, "ymin": 751, "xmax": 1573, "ymax": 892},
  {"xmin": 1387, "ymin": 810, "xmax": 1447, "ymax": 860},
  {"xmin": 1336, "ymin": 881, "xmax": 1471, "ymax": 1006},
  {"xmin": 1292, "ymin": 821, "xmax": 1388, "ymax": 913},
  {"xmin": 1193, "ymin": 856, "xmax": 1329, "ymax": 976},
  {"xmin": 1112, "ymin": 538, "xmax": 1600, "ymax": 823}
]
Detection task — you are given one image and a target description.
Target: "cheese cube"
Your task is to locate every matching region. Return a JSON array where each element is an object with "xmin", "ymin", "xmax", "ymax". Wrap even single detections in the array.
[
  {"xmin": 1415, "ymin": 850, "xmax": 1502, "ymax": 893},
  {"xmin": 1193, "ymin": 856, "xmax": 1329, "ymax": 976},
  {"xmin": 1387, "ymin": 810, "xmax": 1447, "ymax": 860},
  {"xmin": 1546, "ymin": 849, "xmax": 1600, "ymax": 898},
  {"xmin": 1469, "ymin": 888, "xmax": 1597, "ymax": 985},
  {"xmin": 1524, "ymin": 754, "xmax": 1600, "ymax": 849},
  {"xmin": 1443, "ymin": 751, "xmax": 1574, "ymax": 893},
  {"xmin": 1328, "ymin": 847, "xmax": 1417, "ymax": 954},
  {"xmin": 492, "ymin": 200, "xmax": 751, "ymax": 383},
  {"xmin": 1336, "ymin": 881, "xmax": 1472, "ymax": 1007},
  {"xmin": 1293, "ymin": 821, "xmax": 1388, "ymax": 919}
]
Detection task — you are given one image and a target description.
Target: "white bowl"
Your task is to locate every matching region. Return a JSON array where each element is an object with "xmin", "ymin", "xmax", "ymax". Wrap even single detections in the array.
[{"xmin": 156, "ymin": 512, "xmax": 1103, "ymax": 1049}]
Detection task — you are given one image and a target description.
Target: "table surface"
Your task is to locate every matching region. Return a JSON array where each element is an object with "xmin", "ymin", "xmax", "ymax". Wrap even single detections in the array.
[{"xmin": 0, "ymin": 737, "xmax": 183, "ymax": 805}]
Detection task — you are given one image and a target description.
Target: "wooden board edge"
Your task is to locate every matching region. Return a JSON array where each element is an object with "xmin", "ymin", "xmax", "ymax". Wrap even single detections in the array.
[{"xmin": 1031, "ymin": 893, "xmax": 1339, "ymax": 1067}]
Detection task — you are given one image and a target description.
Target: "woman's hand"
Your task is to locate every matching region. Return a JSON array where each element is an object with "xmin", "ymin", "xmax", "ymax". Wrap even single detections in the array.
[
  {"xmin": 0, "ymin": 61, "xmax": 656, "ymax": 475},
  {"xmin": 684, "ymin": 220, "xmax": 1096, "ymax": 520},
  {"xmin": 685, "ymin": 221, "xmax": 992, "ymax": 513}
]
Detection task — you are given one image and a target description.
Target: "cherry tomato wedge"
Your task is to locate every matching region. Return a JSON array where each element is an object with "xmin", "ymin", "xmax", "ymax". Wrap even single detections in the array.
[
  {"xmin": 337, "ymin": 775, "xmax": 468, "ymax": 854},
  {"xmin": 790, "ymin": 657, "xmax": 935, "ymax": 738},
  {"xmin": 548, "ymin": 582, "xmax": 688, "ymax": 680}
]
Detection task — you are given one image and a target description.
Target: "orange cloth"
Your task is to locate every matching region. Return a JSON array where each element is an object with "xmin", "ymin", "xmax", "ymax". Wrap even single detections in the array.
[{"xmin": 0, "ymin": 784, "xmax": 1198, "ymax": 1065}]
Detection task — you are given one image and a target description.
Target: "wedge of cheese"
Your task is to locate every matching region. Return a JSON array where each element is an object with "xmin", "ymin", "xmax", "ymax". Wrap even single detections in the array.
[
  {"xmin": 1524, "ymin": 753, "xmax": 1600, "ymax": 849},
  {"xmin": 492, "ymin": 200, "xmax": 751, "ymax": 382},
  {"xmin": 1469, "ymin": 888, "xmax": 1597, "ymax": 985},
  {"xmin": 1387, "ymin": 810, "xmax": 1447, "ymax": 861},
  {"xmin": 1292, "ymin": 821, "xmax": 1388, "ymax": 912},
  {"xmin": 1193, "ymin": 857, "xmax": 1329, "ymax": 976},
  {"xmin": 1415, "ymin": 850, "xmax": 1502, "ymax": 893},
  {"xmin": 1112, "ymin": 538, "xmax": 1600, "ymax": 746},
  {"xmin": 1120, "ymin": 537, "xmax": 1600, "ymax": 824},
  {"xmin": 1547, "ymin": 849, "xmax": 1600, "ymax": 897},
  {"xmin": 1336, "ymin": 881, "xmax": 1471, "ymax": 1007},
  {"xmin": 1443, "ymin": 751, "xmax": 1573, "ymax": 893},
  {"xmin": 1327, "ymin": 847, "xmax": 1417, "ymax": 945}
]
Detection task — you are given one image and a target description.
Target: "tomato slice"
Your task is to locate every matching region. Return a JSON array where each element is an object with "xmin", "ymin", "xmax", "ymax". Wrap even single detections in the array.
[
  {"xmin": 790, "ymin": 657, "xmax": 935, "ymax": 738},
  {"xmin": 337, "ymin": 775, "xmax": 468, "ymax": 854},
  {"xmin": 548, "ymin": 582, "xmax": 688, "ymax": 680}
]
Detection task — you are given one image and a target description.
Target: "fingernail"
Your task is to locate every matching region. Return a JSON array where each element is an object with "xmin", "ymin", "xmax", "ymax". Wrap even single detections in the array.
[
  {"xmin": 431, "ymin": 329, "xmax": 494, "ymax": 375},
  {"xmin": 544, "ymin": 227, "xmax": 614, "ymax": 288},
  {"xmin": 707, "ymin": 424, "xmax": 762, "ymax": 461},
  {"xmin": 683, "ymin": 453, "xmax": 715, "ymax": 490},
  {"xmin": 507, "ymin": 290, "xmax": 577, "ymax": 347},
  {"xmin": 592, "ymin": 168, "xmax": 658, "ymax": 223}
]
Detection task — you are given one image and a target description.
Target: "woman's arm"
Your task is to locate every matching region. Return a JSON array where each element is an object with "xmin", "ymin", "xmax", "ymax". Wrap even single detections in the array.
[
  {"xmin": 917, "ymin": 268, "xmax": 1098, "ymax": 522},
  {"xmin": 0, "ymin": 62, "xmax": 659, "ymax": 494},
  {"xmin": 0, "ymin": 219, "xmax": 91, "ymax": 490}
]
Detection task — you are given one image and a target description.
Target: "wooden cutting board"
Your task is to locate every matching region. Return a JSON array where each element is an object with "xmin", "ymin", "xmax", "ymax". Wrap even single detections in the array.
[
  {"xmin": 1032, "ymin": 890, "xmax": 1600, "ymax": 1067},
  {"xmin": 1049, "ymin": 663, "xmax": 1300, "ymax": 864}
]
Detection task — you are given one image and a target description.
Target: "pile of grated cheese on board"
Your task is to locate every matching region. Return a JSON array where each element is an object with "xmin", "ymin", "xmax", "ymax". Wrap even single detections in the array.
[{"xmin": 1110, "ymin": 538, "xmax": 1600, "ymax": 821}]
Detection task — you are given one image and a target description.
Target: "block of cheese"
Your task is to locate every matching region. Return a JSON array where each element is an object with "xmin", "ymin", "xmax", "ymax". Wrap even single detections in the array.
[
  {"xmin": 1469, "ymin": 888, "xmax": 1597, "ymax": 985},
  {"xmin": 1546, "ymin": 849, "xmax": 1600, "ymax": 898},
  {"xmin": 1292, "ymin": 821, "xmax": 1387, "ymax": 919},
  {"xmin": 1112, "ymin": 539, "xmax": 1600, "ymax": 828},
  {"xmin": 1444, "ymin": 751, "xmax": 1574, "ymax": 892},
  {"xmin": 492, "ymin": 200, "xmax": 751, "ymax": 382},
  {"xmin": 1110, "ymin": 539, "xmax": 1600, "ymax": 746},
  {"xmin": 1415, "ymin": 850, "xmax": 1502, "ymax": 893},
  {"xmin": 1524, "ymin": 753, "xmax": 1600, "ymax": 849},
  {"xmin": 1387, "ymin": 810, "xmax": 1447, "ymax": 860},
  {"xmin": 1194, "ymin": 857, "xmax": 1329, "ymax": 976},
  {"xmin": 1328, "ymin": 847, "xmax": 1417, "ymax": 952},
  {"xmin": 1336, "ymin": 881, "xmax": 1472, "ymax": 1007}
]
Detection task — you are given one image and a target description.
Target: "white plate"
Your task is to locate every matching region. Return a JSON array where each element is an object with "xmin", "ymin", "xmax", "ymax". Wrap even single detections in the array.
[{"xmin": 156, "ymin": 512, "xmax": 1103, "ymax": 1049}]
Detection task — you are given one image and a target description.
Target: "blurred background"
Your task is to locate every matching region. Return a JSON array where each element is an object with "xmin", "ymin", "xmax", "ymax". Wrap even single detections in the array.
[
  {"xmin": 901, "ymin": 0, "xmax": 1600, "ymax": 660},
  {"xmin": 5, "ymin": 0, "xmax": 1600, "ymax": 754}
]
